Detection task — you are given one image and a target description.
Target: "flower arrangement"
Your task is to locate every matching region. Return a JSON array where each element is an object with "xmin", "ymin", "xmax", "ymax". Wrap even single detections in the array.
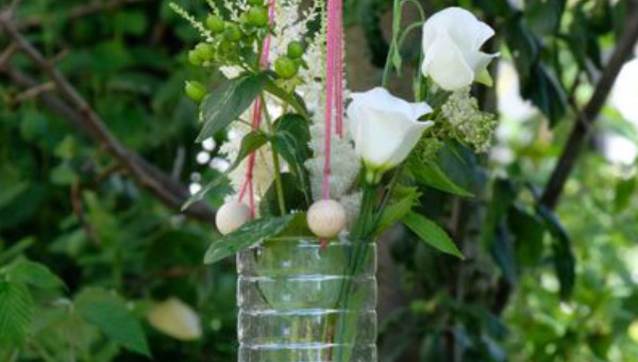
[{"xmin": 172, "ymin": 0, "xmax": 498, "ymax": 360}]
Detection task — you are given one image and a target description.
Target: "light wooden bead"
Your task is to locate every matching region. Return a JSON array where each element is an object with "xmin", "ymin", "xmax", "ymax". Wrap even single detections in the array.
[
  {"xmin": 215, "ymin": 201, "xmax": 251, "ymax": 235},
  {"xmin": 307, "ymin": 199, "xmax": 346, "ymax": 239}
]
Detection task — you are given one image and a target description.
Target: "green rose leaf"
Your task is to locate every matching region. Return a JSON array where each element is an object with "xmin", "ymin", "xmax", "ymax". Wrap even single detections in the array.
[
  {"xmin": 403, "ymin": 212, "xmax": 464, "ymax": 259},
  {"xmin": 204, "ymin": 213, "xmax": 303, "ymax": 264},
  {"xmin": 196, "ymin": 72, "xmax": 267, "ymax": 142}
]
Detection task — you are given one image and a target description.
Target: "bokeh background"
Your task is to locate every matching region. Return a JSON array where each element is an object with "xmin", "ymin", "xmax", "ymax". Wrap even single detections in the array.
[{"xmin": 1, "ymin": 0, "xmax": 638, "ymax": 361}]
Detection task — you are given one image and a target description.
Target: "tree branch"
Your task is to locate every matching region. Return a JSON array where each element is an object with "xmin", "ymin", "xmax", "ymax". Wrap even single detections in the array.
[
  {"xmin": 0, "ymin": 15, "xmax": 215, "ymax": 224},
  {"xmin": 539, "ymin": 2, "xmax": 638, "ymax": 210}
]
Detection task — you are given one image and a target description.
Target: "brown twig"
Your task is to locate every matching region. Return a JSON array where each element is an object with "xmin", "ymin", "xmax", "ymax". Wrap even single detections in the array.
[
  {"xmin": 0, "ymin": 43, "xmax": 17, "ymax": 70},
  {"xmin": 12, "ymin": 81, "xmax": 54, "ymax": 103},
  {"xmin": 0, "ymin": 17, "xmax": 216, "ymax": 224},
  {"xmin": 539, "ymin": 2, "xmax": 638, "ymax": 210},
  {"xmin": 71, "ymin": 181, "xmax": 101, "ymax": 246}
]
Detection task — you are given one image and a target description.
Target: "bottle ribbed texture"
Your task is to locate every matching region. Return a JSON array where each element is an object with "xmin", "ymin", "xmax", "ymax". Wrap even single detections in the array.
[{"xmin": 237, "ymin": 238, "xmax": 377, "ymax": 362}]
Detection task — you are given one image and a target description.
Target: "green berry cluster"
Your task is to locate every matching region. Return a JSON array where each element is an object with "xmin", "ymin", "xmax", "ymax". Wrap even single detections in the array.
[
  {"xmin": 182, "ymin": 1, "xmax": 309, "ymax": 101},
  {"xmin": 187, "ymin": 1, "xmax": 272, "ymax": 69},
  {"xmin": 273, "ymin": 41, "xmax": 305, "ymax": 79}
]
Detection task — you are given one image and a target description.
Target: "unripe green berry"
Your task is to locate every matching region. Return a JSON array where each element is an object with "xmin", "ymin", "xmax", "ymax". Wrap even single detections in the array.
[
  {"xmin": 247, "ymin": 7, "xmax": 269, "ymax": 27},
  {"xmin": 247, "ymin": 0, "xmax": 263, "ymax": 5},
  {"xmin": 287, "ymin": 41, "xmax": 304, "ymax": 59},
  {"xmin": 224, "ymin": 23, "xmax": 242, "ymax": 41},
  {"xmin": 194, "ymin": 42, "xmax": 214, "ymax": 61},
  {"xmin": 274, "ymin": 56, "xmax": 298, "ymax": 79},
  {"xmin": 184, "ymin": 81, "xmax": 207, "ymax": 102},
  {"xmin": 218, "ymin": 40, "xmax": 234, "ymax": 56},
  {"xmin": 206, "ymin": 14, "xmax": 225, "ymax": 33},
  {"xmin": 188, "ymin": 50, "xmax": 203, "ymax": 65}
]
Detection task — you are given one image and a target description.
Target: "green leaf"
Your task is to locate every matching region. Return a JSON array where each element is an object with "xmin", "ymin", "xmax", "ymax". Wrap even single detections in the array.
[
  {"xmin": 614, "ymin": 176, "xmax": 635, "ymax": 212},
  {"xmin": 263, "ymin": 76, "xmax": 309, "ymax": 118},
  {"xmin": 490, "ymin": 225, "xmax": 517, "ymax": 285},
  {"xmin": 403, "ymin": 212, "xmax": 464, "ymax": 259},
  {"xmin": 520, "ymin": 64, "xmax": 567, "ymax": 127},
  {"xmin": 228, "ymin": 131, "xmax": 269, "ymax": 171},
  {"xmin": 196, "ymin": 72, "xmax": 267, "ymax": 142},
  {"xmin": 537, "ymin": 205, "xmax": 575, "ymax": 299},
  {"xmin": 375, "ymin": 187, "xmax": 420, "ymax": 235},
  {"xmin": 480, "ymin": 179, "xmax": 518, "ymax": 249},
  {"xmin": 204, "ymin": 213, "xmax": 301, "ymax": 264},
  {"xmin": 270, "ymin": 130, "xmax": 312, "ymax": 204},
  {"xmin": 0, "ymin": 282, "xmax": 33, "ymax": 347},
  {"xmin": 5, "ymin": 259, "xmax": 65, "ymax": 290},
  {"xmin": 526, "ymin": 0, "xmax": 566, "ymax": 36},
  {"xmin": 259, "ymin": 173, "xmax": 307, "ymax": 217},
  {"xmin": 508, "ymin": 206, "xmax": 545, "ymax": 267},
  {"xmin": 75, "ymin": 288, "xmax": 150, "ymax": 357},
  {"xmin": 410, "ymin": 142, "xmax": 476, "ymax": 197}
]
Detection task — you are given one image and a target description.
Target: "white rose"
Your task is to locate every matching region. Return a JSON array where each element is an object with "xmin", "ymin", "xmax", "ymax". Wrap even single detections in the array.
[
  {"xmin": 346, "ymin": 87, "xmax": 433, "ymax": 181},
  {"xmin": 421, "ymin": 7, "xmax": 498, "ymax": 91}
]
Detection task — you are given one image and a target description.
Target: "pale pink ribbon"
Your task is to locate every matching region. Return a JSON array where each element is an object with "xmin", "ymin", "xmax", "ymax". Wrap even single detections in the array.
[
  {"xmin": 239, "ymin": 0, "xmax": 276, "ymax": 216},
  {"xmin": 321, "ymin": 0, "xmax": 344, "ymax": 201}
]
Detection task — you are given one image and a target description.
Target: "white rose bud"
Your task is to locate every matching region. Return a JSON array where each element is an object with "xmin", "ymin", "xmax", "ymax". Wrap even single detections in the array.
[
  {"xmin": 147, "ymin": 298, "xmax": 202, "ymax": 341},
  {"xmin": 421, "ymin": 7, "xmax": 498, "ymax": 91},
  {"xmin": 215, "ymin": 201, "xmax": 251, "ymax": 235},
  {"xmin": 346, "ymin": 87, "xmax": 433, "ymax": 182}
]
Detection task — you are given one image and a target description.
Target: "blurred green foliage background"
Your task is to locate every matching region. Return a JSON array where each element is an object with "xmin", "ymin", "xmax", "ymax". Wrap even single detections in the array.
[{"xmin": 1, "ymin": 0, "xmax": 638, "ymax": 361}]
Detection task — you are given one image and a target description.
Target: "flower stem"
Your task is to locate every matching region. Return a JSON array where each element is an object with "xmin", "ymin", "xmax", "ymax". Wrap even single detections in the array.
[{"xmin": 260, "ymin": 95, "xmax": 287, "ymax": 215}]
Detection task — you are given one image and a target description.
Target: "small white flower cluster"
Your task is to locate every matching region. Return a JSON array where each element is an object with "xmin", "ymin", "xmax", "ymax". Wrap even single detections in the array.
[{"xmin": 441, "ymin": 88, "xmax": 497, "ymax": 153}]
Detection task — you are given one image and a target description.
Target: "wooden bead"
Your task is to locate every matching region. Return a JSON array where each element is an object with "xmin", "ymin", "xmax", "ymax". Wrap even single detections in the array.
[
  {"xmin": 307, "ymin": 199, "xmax": 346, "ymax": 239},
  {"xmin": 215, "ymin": 201, "xmax": 251, "ymax": 235}
]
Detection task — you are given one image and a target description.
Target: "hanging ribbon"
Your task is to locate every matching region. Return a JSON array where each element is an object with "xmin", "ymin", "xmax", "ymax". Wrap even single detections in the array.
[
  {"xmin": 321, "ymin": 0, "xmax": 344, "ymax": 201},
  {"xmin": 239, "ymin": 0, "xmax": 276, "ymax": 216}
]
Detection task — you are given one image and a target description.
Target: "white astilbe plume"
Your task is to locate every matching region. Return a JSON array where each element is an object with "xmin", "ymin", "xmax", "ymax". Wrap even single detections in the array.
[
  {"xmin": 269, "ymin": 0, "xmax": 321, "ymax": 62},
  {"xmin": 221, "ymin": 121, "xmax": 277, "ymax": 202}
]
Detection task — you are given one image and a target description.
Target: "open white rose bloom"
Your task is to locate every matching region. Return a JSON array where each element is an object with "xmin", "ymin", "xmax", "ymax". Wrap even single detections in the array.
[
  {"xmin": 421, "ymin": 7, "xmax": 498, "ymax": 91},
  {"xmin": 347, "ymin": 87, "xmax": 433, "ymax": 176}
]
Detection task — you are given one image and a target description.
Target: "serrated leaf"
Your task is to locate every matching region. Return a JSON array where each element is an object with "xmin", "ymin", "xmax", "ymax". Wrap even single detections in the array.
[
  {"xmin": 204, "ymin": 213, "xmax": 301, "ymax": 264},
  {"xmin": 75, "ymin": 288, "xmax": 150, "ymax": 357},
  {"xmin": 6, "ymin": 259, "xmax": 65, "ymax": 290},
  {"xmin": 403, "ymin": 212, "xmax": 464, "ymax": 259},
  {"xmin": 196, "ymin": 72, "xmax": 267, "ymax": 142},
  {"xmin": 0, "ymin": 282, "xmax": 33, "ymax": 347}
]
